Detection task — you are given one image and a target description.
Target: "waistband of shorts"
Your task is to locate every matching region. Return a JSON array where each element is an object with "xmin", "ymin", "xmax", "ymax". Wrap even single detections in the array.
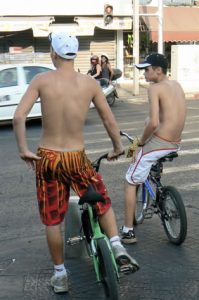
[
  {"xmin": 37, "ymin": 146, "xmax": 85, "ymax": 154},
  {"xmin": 153, "ymin": 133, "xmax": 181, "ymax": 144}
]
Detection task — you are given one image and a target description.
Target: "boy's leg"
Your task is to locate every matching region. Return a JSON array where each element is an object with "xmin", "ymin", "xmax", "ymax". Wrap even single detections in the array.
[
  {"xmin": 46, "ymin": 225, "xmax": 68, "ymax": 293},
  {"xmin": 99, "ymin": 206, "xmax": 118, "ymax": 237},
  {"xmin": 46, "ymin": 225, "xmax": 64, "ymax": 265},
  {"xmin": 124, "ymin": 181, "xmax": 137, "ymax": 227},
  {"xmin": 99, "ymin": 206, "xmax": 139, "ymax": 273},
  {"xmin": 120, "ymin": 182, "xmax": 137, "ymax": 244}
]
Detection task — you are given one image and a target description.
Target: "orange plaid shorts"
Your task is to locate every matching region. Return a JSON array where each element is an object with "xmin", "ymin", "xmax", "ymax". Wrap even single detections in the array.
[{"xmin": 36, "ymin": 148, "xmax": 111, "ymax": 226}]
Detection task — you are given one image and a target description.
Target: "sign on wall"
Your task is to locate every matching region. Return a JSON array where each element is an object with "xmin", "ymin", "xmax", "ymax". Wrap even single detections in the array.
[{"xmin": 171, "ymin": 45, "xmax": 199, "ymax": 93}]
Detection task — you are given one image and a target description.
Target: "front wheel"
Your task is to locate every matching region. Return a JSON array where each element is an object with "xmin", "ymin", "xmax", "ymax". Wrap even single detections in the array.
[
  {"xmin": 161, "ymin": 186, "xmax": 187, "ymax": 245},
  {"xmin": 134, "ymin": 184, "xmax": 150, "ymax": 225},
  {"xmin": 97, "ymin": 238, "xmax": 119, "ymax": 300},
  {"xmin": 106, "ymin": 92, "xmax": 116, "ymax": 106}
]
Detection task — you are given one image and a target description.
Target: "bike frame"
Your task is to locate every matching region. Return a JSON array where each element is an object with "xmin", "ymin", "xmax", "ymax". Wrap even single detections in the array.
[
  {"xmin": 144, "ymin": 178, "xmax": 156, "ymax": 201},
  {"xmin": 86, "ymin": 204, "xmax": 119, "ymax": 282}
]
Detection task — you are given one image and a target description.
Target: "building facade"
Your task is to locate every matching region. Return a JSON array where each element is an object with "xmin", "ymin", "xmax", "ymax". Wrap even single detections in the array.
[
  {"xmin": 1, "ymin": 0, "xmax": 199, "ymax": 78},
  {"xmin": 0, "ymin": 0, "xmax": 133, "ymax": 78}
]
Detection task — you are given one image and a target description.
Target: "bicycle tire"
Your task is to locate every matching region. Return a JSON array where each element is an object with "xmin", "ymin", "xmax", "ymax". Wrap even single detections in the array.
[
  {"xmin": 161, "ymin": 186, "xmax": 187, "ymax": 245},
  {"xmin": 134, "ymin": 184, "xmax": 149, "ymax": 225},
  {"xmin": 97, "ymin": 238, "xmax": 119, "ymax": 300},
  {"xmin": 81, "ymin": 209, "xmax": 93, "ymax": 256}
]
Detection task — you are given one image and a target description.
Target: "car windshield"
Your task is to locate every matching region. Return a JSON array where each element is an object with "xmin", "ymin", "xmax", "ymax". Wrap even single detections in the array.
[
  {"xmin": 24, "ymin": 66, "xmax": 52, "ymax": 84},
  {"xmin": 0, "ymin": 68, "xmax": 17, "ymax": 88}
]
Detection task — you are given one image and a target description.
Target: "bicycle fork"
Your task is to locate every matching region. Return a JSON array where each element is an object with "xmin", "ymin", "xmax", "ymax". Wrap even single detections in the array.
[{"xmin": 142, "ymin": 180, "xmax": 157, "ymax": 219}]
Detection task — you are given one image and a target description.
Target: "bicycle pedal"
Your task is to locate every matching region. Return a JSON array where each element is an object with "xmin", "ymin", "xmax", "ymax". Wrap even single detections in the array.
[
  {"xmin": 144, "ymin": 208, "xmax": 154, "ymax": 219},
  {"xmin": 66, "ymin": 236, "xmax": 85, "ymax": 246},
  {"xmin": 119, "ymin": 263, "xmax": 138, "ymax": 275}
]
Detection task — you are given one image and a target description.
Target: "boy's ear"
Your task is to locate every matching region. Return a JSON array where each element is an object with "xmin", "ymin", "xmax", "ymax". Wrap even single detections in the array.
[
  {"xmin": 50, "ymin": 47, "xmax": 58, "ymax": 59},
  {"xmin": 157, "ymin": 66, "xmax": 162, "ymax": 73}
]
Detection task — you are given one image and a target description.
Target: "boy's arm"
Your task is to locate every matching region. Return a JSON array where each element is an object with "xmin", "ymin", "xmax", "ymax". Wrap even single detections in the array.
[
  {"xmin": 13, "ymin": 76, "xmax": 41, "ymax": 168},
  {"xmin": 139, "ymin": 85, "xmax": 160, "ymax": 146},
  {"xmin": 92, "ymin": 82, "xmax": 124, "ymax": 158}
]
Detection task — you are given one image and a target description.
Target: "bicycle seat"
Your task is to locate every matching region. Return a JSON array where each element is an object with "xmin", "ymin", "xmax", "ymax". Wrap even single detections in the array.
[
  {"xmin": 78, "ymin": 184, "xmax": 105, "ymax": 205},
  {"xmin": 159, "ymin": 152, "xmax": 178, "ymax": 162}
]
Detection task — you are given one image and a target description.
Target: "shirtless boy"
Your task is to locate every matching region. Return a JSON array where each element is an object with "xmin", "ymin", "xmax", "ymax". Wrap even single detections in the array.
[
  {"xmin": 121, "ymin": 53, "xmax": 187, "ymax": 244},
  {"xmin": 13, "ymin": 32, "xmax": 139, "ymax": 294}
]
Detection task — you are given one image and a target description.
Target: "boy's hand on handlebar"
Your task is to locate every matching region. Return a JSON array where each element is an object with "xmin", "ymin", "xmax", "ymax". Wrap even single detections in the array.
[
  {"xmin": 126, "ymin": 137, "xmax": 140, "ymax": 159},
  {"xmin": 107, "ymin": 150, "xmax": 125, "ymax": 161}
]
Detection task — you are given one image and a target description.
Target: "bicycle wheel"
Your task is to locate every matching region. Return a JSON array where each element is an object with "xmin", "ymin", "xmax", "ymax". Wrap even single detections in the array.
[
  {"xmin": 134, "ymin": 184, "xmax": 150, "ymax": 225},
  {"xmin": 97, "ymin": 238, "xmax": 119, "ymax": 300},
  {"xmin": 161, "ymin": 186, "xmax": 187, "ymax": 245}
]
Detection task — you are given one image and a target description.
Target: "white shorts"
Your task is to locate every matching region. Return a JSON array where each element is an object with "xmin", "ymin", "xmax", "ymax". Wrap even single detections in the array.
[{"xmin": 125, "ymin": 135, "xmax": 180, "ymax": 185}]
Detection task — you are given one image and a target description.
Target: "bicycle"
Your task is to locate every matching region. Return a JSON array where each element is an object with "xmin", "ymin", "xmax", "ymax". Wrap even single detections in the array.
[
  {"xmin": 120, "ymin": 131, "xmax": 187, "ymax": 245},
  {"xmin": 65, "ymin": 153, "xmax": 120, "ymax": 300}
]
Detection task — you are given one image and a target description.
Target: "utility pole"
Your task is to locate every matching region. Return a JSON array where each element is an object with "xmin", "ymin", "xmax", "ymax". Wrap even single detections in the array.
[
  {"xmin": 133, "ymin": 0, "xmax": 139, "ymax": 95},
  {"xmin": 158, "ymin": 0, "xmax": 163, "ymax": 54},
  {"xmin": 132, "ymin": 0, "xmax": 163, "ymax": 95}
]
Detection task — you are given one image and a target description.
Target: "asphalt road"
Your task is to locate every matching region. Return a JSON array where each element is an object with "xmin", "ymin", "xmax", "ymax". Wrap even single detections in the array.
[{"xmin": 0, "ymin": 95, "xmax": 199, "ymax": 299}]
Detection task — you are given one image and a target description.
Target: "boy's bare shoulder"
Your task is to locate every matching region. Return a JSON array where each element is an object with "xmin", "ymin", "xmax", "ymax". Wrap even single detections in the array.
[
  {"xmin": 77, "ymin": 72, "xmax": 95, "ymax": 81},
  {"xmin": 148, "ymin": 78, "xmax": 180, "ymax": 91},
  {"xmin": 77, "ymin": 72, "xmax": 100, "ymax": 88},
  {"xmin": 31, "ymin": 69, "xmax": 54, "ymax": 82}
]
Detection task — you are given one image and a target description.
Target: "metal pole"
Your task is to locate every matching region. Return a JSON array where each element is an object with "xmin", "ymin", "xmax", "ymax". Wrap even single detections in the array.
[
  {"xmin": 158, "ymin": 0, "xmax": 163, "ymax": 54},
  {"xmin": 133, "ymin": 0, "xmax": 139, "ymax": 95}
]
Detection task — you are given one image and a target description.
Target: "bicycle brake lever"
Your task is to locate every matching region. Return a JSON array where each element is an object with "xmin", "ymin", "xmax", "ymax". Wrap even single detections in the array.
[{"xmin": 120, "ymin": 131, "xmax": 134, "ymax": 143}]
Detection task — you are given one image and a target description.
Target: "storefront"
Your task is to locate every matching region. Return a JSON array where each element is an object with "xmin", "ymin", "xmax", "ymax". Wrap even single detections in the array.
[
  {"xmin": 0, "ymin": 0, "xmax": 133, "ymax": 78},
  {"xmin": 139, "ymin": 5, "xmax": 199, "ymax": 70}
]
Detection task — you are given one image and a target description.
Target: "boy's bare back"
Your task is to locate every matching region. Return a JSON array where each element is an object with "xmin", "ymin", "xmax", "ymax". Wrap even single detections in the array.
[
  {"xmin": 23, "ymin": 67, "xmax": 110, "ymax": 150},
  {"xmin": 148, "ymin": 79, "xmax": 186, "ymax": 142},
  {"xmin": 13, "ymin": 31, "xmax": 123, "ymax": 168},
  {"xmin": 135, "ymin": 53, "xmax": 187, "ymax": 146}
]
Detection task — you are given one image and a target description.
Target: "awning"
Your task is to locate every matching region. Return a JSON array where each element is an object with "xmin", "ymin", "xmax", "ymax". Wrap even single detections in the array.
[
  {"xmin": 49, "ymin": 23, "xmax": 95, "ymax": 36},
  {"xmin": 140, "ymin": 6, "xmax": 199, "ymax": 42},
  {"xmin": 0, "ymin": 17, "xmax": 54, "ymax": 37}
]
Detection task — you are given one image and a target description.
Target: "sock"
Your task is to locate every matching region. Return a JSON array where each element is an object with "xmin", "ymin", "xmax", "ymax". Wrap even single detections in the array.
[
  {"xmin": 54, "ymin": 263, "xmax": 67, "ymax": 277},
  {"xmin": 110, "ymin": 235, "xmax": 123, "ymax": 247},
  {"xmin": 122, "ymin": 226, "xmax": 133, "ymax": 233}
]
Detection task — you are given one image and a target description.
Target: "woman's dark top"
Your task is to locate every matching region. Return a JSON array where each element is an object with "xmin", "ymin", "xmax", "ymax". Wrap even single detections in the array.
[
  {"xmin": 90, "ymin": 65, "xmax": 101, "ymax": 79},
  {"xmin": 101, "ymin": 65, "xmax": 110, "ymax": 80}
]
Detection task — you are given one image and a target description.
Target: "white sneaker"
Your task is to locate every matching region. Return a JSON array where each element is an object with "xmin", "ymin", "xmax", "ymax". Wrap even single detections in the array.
[
  {"xmin": 112, "ymin": 244, "xmax": 139, "ymax": 274},
  {"xmin": 51, "ymin": 274, "xmax": 68, "ymax": 293}
]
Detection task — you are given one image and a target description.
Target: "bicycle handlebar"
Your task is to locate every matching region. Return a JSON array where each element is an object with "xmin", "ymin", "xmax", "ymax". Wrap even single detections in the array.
[
  {"xmin": 120, "ymin": 131, "xmax": 134, "ymax": 143},
  {"xmin": 91, "ymin": 131, "xmax": 134, "ymax": 172},
  {"xmin": 92, "ymin": 150, "xmax": 125, "ymax": 172},
  {"xmin": 92, "ymin": 153, "xmax": 108, "ymax": 172}
]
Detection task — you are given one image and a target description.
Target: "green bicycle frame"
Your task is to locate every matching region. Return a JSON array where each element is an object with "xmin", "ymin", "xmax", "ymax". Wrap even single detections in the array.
[{"xmin": 86, "ymin": 204, "xmax": 119, "ymax": 282}]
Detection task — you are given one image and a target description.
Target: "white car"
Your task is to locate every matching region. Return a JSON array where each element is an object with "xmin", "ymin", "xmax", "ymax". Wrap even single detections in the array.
[
  {"xmin": 0, "ymin": 63, "xmax": 54, "ymax": 123},
  {"xmin": 0, "ymin": 63, "xmax": 95, "ymax": 123}
]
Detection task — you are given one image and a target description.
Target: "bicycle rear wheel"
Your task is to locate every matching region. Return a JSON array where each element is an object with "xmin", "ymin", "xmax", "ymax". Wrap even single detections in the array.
[
  {"xmin": 134, "ymin": 184, "xmax": 149, "ymax": 225},
  {"xmin": 97, "ymin": 238, "xmax": 119, "ymax": 300},
  {"xmin": 161, "ymin": 186, "xmax": 187, "ymax": 245}
]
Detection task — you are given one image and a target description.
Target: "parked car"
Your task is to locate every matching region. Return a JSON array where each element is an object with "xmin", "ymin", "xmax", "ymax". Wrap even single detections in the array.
[{"xmin": 0, "ymin": 64, "xmax": 55, "ymax": 123}]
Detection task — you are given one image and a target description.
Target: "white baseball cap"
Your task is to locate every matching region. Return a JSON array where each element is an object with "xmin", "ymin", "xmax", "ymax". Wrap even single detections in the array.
[{"xmin": 49, "ymin": 32, "xmax": 79, "ymax": 59}]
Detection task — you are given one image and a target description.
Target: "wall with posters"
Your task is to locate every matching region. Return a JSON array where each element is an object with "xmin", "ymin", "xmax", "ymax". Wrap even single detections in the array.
[{"xmin": 171, "ymin": 45, "xmax": 199, "ymax": 93}]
